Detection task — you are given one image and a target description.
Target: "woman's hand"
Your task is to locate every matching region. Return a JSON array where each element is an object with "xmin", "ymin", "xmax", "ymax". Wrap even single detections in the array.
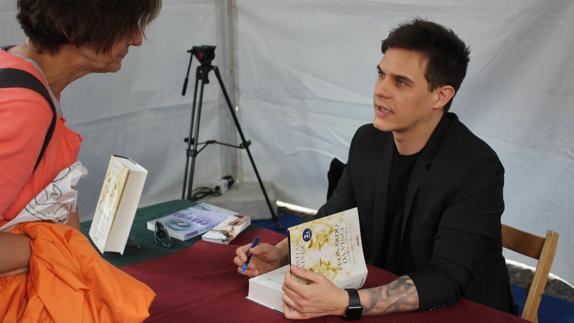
[
  {"xmin": 234, "ymin": 242, "xmax": 285, "ymax": 277},
  {"xmin": 282, "ymin": 266, "xmax": 348, "ymax": 320}
]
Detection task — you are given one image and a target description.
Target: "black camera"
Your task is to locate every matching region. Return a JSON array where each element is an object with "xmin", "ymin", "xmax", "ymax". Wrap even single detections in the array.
[{"xmin": 189, "ymin": 45, "xmax": 216, "ymax": 66}]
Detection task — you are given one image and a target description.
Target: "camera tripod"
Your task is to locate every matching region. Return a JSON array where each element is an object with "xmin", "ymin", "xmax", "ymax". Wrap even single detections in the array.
[{"xmin": 181, "ymin": 46, "xmax": 279, "ymax": 226}]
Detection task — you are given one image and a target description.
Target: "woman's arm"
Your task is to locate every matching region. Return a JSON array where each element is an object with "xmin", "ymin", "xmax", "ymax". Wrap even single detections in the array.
[
  {"xmin": 0, "ymin": 231, "xmax": 31, "ymax": 276},
  {"xmin": 68, "ymin": 211, "xmax": 80, "ymax": 230},
  {"xmin": 0, "ymin": 210, "xmax": 79, "ymax": 276}
]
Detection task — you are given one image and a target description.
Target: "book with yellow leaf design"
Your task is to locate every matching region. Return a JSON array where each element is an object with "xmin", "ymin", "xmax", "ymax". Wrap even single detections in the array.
[
  {"xmin": 288, "ymin": 207, "xmax": 367, "ymax": 289},
  {"xmin": 246, "ymin": 208, "xmax": 367, "ymax": 312}
]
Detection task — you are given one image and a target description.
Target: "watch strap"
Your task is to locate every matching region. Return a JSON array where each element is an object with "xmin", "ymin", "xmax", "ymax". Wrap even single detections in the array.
[{"xmin": 343, "ymin": 288, "xmax": 362, "ymax": 320}]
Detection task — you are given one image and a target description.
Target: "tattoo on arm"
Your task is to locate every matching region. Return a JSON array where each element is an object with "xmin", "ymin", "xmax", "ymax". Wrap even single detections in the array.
[{"xmin": 362, "ymin": 275, "xmax": 419, "ymax": 316}]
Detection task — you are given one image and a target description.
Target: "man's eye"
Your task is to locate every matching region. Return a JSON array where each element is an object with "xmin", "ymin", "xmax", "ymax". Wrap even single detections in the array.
[
  {"xmin": 396, "ymin": 79, "xmax": 407, "ymax": 86},
  {"xmin": 377, "ymin": 71, "xmax": 385, "ymax": 79}
]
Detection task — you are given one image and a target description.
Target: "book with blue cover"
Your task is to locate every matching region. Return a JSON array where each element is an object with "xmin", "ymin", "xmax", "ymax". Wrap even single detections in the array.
[{"xmin": 146, "ymin": 203, "xmax": 237, "ymax": 241}]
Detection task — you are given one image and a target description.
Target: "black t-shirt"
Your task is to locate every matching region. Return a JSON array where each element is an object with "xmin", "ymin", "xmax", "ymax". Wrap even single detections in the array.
[{"xmin": 380, "ymin": 145, "xmax": 421, "ymax": 274}]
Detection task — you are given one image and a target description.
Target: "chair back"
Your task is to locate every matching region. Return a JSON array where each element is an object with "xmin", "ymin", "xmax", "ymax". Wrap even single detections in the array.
[{"xmin": 501, "ymin": 224, "xmax": 559, "ymax": 322}]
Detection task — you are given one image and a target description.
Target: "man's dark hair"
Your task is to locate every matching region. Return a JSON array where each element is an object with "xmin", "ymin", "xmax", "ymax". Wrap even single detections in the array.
[
  {"xmin": 17, "ymin": 0, "xmax": 162, "ymax": 54},
  {"xmin": 381, "ymin": 18, "xmax": 470, "ymax": 111}
]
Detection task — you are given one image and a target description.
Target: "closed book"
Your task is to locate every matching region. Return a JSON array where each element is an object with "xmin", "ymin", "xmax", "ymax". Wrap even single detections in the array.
[
  {"xmin": 147, "ymin": 203, "xmax": 236, "ymax": 241},
  {"xmin": 89, "ymin": 155, "xmax": 147, "ymax": 254},
  {"xmin": 201, "ymin": 214, "xmax": 251, "ymax": 244}
]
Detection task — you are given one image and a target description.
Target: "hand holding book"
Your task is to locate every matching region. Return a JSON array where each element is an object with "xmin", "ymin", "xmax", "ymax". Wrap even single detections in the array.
[
  {"xmin": 282, "ymin": 265, "xmax": 349, "ymax": 319},
  {"xmin": 245, "ymin": 208, "xmax": 367, "ymax": 314}
]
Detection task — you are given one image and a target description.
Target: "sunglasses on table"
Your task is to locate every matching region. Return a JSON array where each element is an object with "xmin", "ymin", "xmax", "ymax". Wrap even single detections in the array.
[{"xmin": 154, "ymin": 221, "xmax": 172, "ymax": 248}]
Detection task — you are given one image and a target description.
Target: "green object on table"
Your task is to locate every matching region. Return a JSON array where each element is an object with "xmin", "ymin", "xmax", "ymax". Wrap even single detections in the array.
[{"xmin": 80, "ymin": 199, "xmax": 199, "ymax": 267}]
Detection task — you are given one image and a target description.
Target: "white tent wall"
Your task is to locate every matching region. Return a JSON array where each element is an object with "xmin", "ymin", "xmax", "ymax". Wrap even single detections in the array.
[
  {"xmin": 1, "ymin": 0, "xmax": 573, "ymax": 284},
  {"xmin": 0, "ymin": 1, "xmax": 237, "ymax": 222},
  {"xmin": 235, "ymin": 0, "xmax": 574, "ymax": 283}
]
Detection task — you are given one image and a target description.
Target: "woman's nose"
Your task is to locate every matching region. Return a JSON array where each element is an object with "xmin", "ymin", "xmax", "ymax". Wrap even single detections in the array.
[{"xmin": 130, "ymin": 30, "xmax": 143, "ymax": 46}]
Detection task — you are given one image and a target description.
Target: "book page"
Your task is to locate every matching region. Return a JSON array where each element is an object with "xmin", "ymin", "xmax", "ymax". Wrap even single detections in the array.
[
  {"xmin": 89, "ymin": 156, "xmax": 129, "ymax": 252},
  {"xmin": 247, "ymin": 265, "xmax": 290, "ymax": 313}
]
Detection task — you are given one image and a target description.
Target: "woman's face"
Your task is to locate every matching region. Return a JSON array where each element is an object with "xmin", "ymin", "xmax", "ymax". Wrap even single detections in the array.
[{"xmin": 80, "ymin": 29, "xmax": 143, "ymax": 73}]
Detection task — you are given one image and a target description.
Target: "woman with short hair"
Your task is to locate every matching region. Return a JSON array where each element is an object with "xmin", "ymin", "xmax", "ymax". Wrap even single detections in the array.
[{"xmin": 0, "ymin": 1, "xmax": 161, "ymax": 321}]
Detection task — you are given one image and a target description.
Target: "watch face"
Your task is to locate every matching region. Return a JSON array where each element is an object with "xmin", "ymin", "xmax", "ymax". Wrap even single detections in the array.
[{"xmin": 344, "ymin": 306, "xmax": 362, "ymax": 320}]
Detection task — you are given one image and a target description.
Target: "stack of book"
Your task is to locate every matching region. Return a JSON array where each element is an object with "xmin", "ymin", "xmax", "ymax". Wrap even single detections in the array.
[{"xmin": 147, "ymin": 203, "xmax": 250, "ymax": 243}]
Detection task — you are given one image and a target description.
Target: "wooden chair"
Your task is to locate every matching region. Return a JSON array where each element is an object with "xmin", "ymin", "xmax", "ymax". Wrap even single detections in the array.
[{"xmin": 501, "ymin": 224, "xmax": 559, "ymax": 322}]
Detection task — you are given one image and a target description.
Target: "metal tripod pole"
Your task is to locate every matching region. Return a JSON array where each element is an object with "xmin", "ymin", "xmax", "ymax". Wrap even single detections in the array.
[
  {"xmin": 212, "ymin": 67, "xmax": 279, "ymax": 225},
  {"xmin": 182, "ymin": 65, "xmax": 209, "ymax": 200}
]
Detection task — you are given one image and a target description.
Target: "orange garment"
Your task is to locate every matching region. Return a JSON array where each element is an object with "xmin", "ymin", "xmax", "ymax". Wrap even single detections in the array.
[
  {"xmin": 0, "ymin": 48, "xmax": 81, "ymax": 226},
  {"xmin": 0, "ymin": 222, "xmax": 155, "ymax": 322},
  {"xmin": 1, "ymin": 49, "xmax": 154, "ymax": 321}
]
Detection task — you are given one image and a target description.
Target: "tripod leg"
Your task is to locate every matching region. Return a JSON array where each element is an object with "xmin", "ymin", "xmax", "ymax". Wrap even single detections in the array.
[
  {"xmin": 186, "ymin": 76, "xmax": 207, "ymax": 200},
  {"xmin": 182, "ymin": 71, "xmax": 201, "ymax": 199},
  {"xmin": 212, "ymin": 67, "xmax": 280, "ymax": 227}
]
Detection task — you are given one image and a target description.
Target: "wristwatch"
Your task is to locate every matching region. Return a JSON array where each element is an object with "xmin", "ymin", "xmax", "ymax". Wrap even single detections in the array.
[{"xmin": 342, "ymin": 288, "xmax": 362, "ymax": 320}]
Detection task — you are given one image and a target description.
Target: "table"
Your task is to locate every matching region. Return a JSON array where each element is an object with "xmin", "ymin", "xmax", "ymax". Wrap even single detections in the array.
[
  {"xmin": 80, "ymin": 199, "xmax": 241, "ymax": 267},
  {"xmin": 82, "ymin": 200, "xmax": 527, "ymax": 322}
]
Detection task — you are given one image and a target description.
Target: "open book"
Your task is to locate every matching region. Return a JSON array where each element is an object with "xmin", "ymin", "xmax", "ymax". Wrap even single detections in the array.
[
  {"xmin": 247, "ymin": 207, "xmax": 367, "ymax": 312},
  {"xmin": 89, "ymin": 155, "xmax": 147, "ymax": 254}
]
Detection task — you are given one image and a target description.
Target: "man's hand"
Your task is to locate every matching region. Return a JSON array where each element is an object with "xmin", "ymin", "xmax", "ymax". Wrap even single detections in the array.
[
  {"xmin": 234, "ymin": 242, "xmax": 284, "ymax": 277},
  {"xmin": 282, "ymin": 266, "xmax": 348, "ymax": 320}
]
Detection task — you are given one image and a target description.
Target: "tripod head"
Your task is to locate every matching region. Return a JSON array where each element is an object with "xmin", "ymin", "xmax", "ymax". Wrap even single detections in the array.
[
  {"xmin": 189, "ymin": 45, "xmax": 216, "ymax": 67},
  {"xmin": 182, "ymin": 45, "xmax": 217, "ymax": 95}
]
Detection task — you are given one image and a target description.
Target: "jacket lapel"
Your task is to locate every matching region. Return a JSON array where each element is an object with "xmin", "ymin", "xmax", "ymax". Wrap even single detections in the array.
[
  {"xmin": 399, "ymin": 113, "xmax": 455, "ymax": 245},
  {"xmin": 369, "ymin": 131, "xmax": 393, "ymax": 265}
]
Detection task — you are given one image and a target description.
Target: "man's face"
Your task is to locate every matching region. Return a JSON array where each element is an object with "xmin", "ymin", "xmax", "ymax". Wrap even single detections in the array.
[{"xmin": 373, "ymin": 48, "xmax": 442, "ymax": 135}]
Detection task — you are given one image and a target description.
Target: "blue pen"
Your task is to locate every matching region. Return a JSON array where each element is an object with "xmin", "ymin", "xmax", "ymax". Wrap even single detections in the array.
[{"xmin": 242, "ymin": 236, "xmax": 260, "ymax": 272}]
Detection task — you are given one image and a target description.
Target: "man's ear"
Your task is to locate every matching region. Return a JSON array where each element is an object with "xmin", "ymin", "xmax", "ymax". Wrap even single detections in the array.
[{"xmin": 432, "ymin": 85, "xmax": 456, "ymax": 110}]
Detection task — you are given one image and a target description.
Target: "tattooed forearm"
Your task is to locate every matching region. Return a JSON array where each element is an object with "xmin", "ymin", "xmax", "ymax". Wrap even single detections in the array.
[{"xmin": 361, "ymin": 275, "xmax": 419, "ymax": 316}]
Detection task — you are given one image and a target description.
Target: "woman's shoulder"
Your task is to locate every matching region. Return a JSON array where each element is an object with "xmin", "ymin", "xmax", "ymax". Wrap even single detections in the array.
[
  {"xmin": 0, "ymin": 49, "xmax": 44, "ymax": 79},
  {"xmin": 0, "ymin": 49, "xmax": 43, "ymax": 76},
  {"xmin": 1, "ymin": 50, "xmax": 53, "ymax": 127}
]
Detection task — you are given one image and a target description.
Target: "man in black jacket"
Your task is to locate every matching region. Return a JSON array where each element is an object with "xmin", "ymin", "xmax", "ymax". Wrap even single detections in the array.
[{"xmin": 234, "ymin": 18, "xmax": 515, "ymax": 319}]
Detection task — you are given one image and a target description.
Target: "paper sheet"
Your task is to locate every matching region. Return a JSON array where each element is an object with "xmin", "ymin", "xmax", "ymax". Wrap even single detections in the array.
[{"xmin": 0, "ymin": 161, "xmax": 88, "ymax": 231}]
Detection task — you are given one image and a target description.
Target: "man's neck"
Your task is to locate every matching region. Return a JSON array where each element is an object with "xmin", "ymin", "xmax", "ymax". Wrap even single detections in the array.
[{"xmin": 393, "ymin": 112, "xmax": 444, "ymax": 156}]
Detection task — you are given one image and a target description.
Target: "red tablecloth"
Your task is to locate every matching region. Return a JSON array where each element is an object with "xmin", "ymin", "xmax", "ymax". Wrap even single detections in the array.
[{"xmin": 123, "ymin": 228, "xmax": 526, "ymax": 322}]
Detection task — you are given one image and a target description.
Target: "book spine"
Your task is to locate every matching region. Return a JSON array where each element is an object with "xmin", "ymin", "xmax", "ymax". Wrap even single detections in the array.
[{"xmin": 182, "ymin": 230, "xmax": 201, "ymax": 240}]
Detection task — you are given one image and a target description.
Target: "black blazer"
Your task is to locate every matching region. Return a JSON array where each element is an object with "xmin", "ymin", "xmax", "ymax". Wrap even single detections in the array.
[{"xmin": 317, "ymin": 113, "xmax": 514, "ymax": 313}]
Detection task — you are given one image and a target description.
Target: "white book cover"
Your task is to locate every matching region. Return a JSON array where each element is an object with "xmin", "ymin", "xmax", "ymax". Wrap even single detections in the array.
[
  {"xmin": 288, "ymin": 207, "xmax": 367, "ymax": 289},
  {"xmin": 89, "ymin": 155, "xmax": 147, "ymax": 254}
]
